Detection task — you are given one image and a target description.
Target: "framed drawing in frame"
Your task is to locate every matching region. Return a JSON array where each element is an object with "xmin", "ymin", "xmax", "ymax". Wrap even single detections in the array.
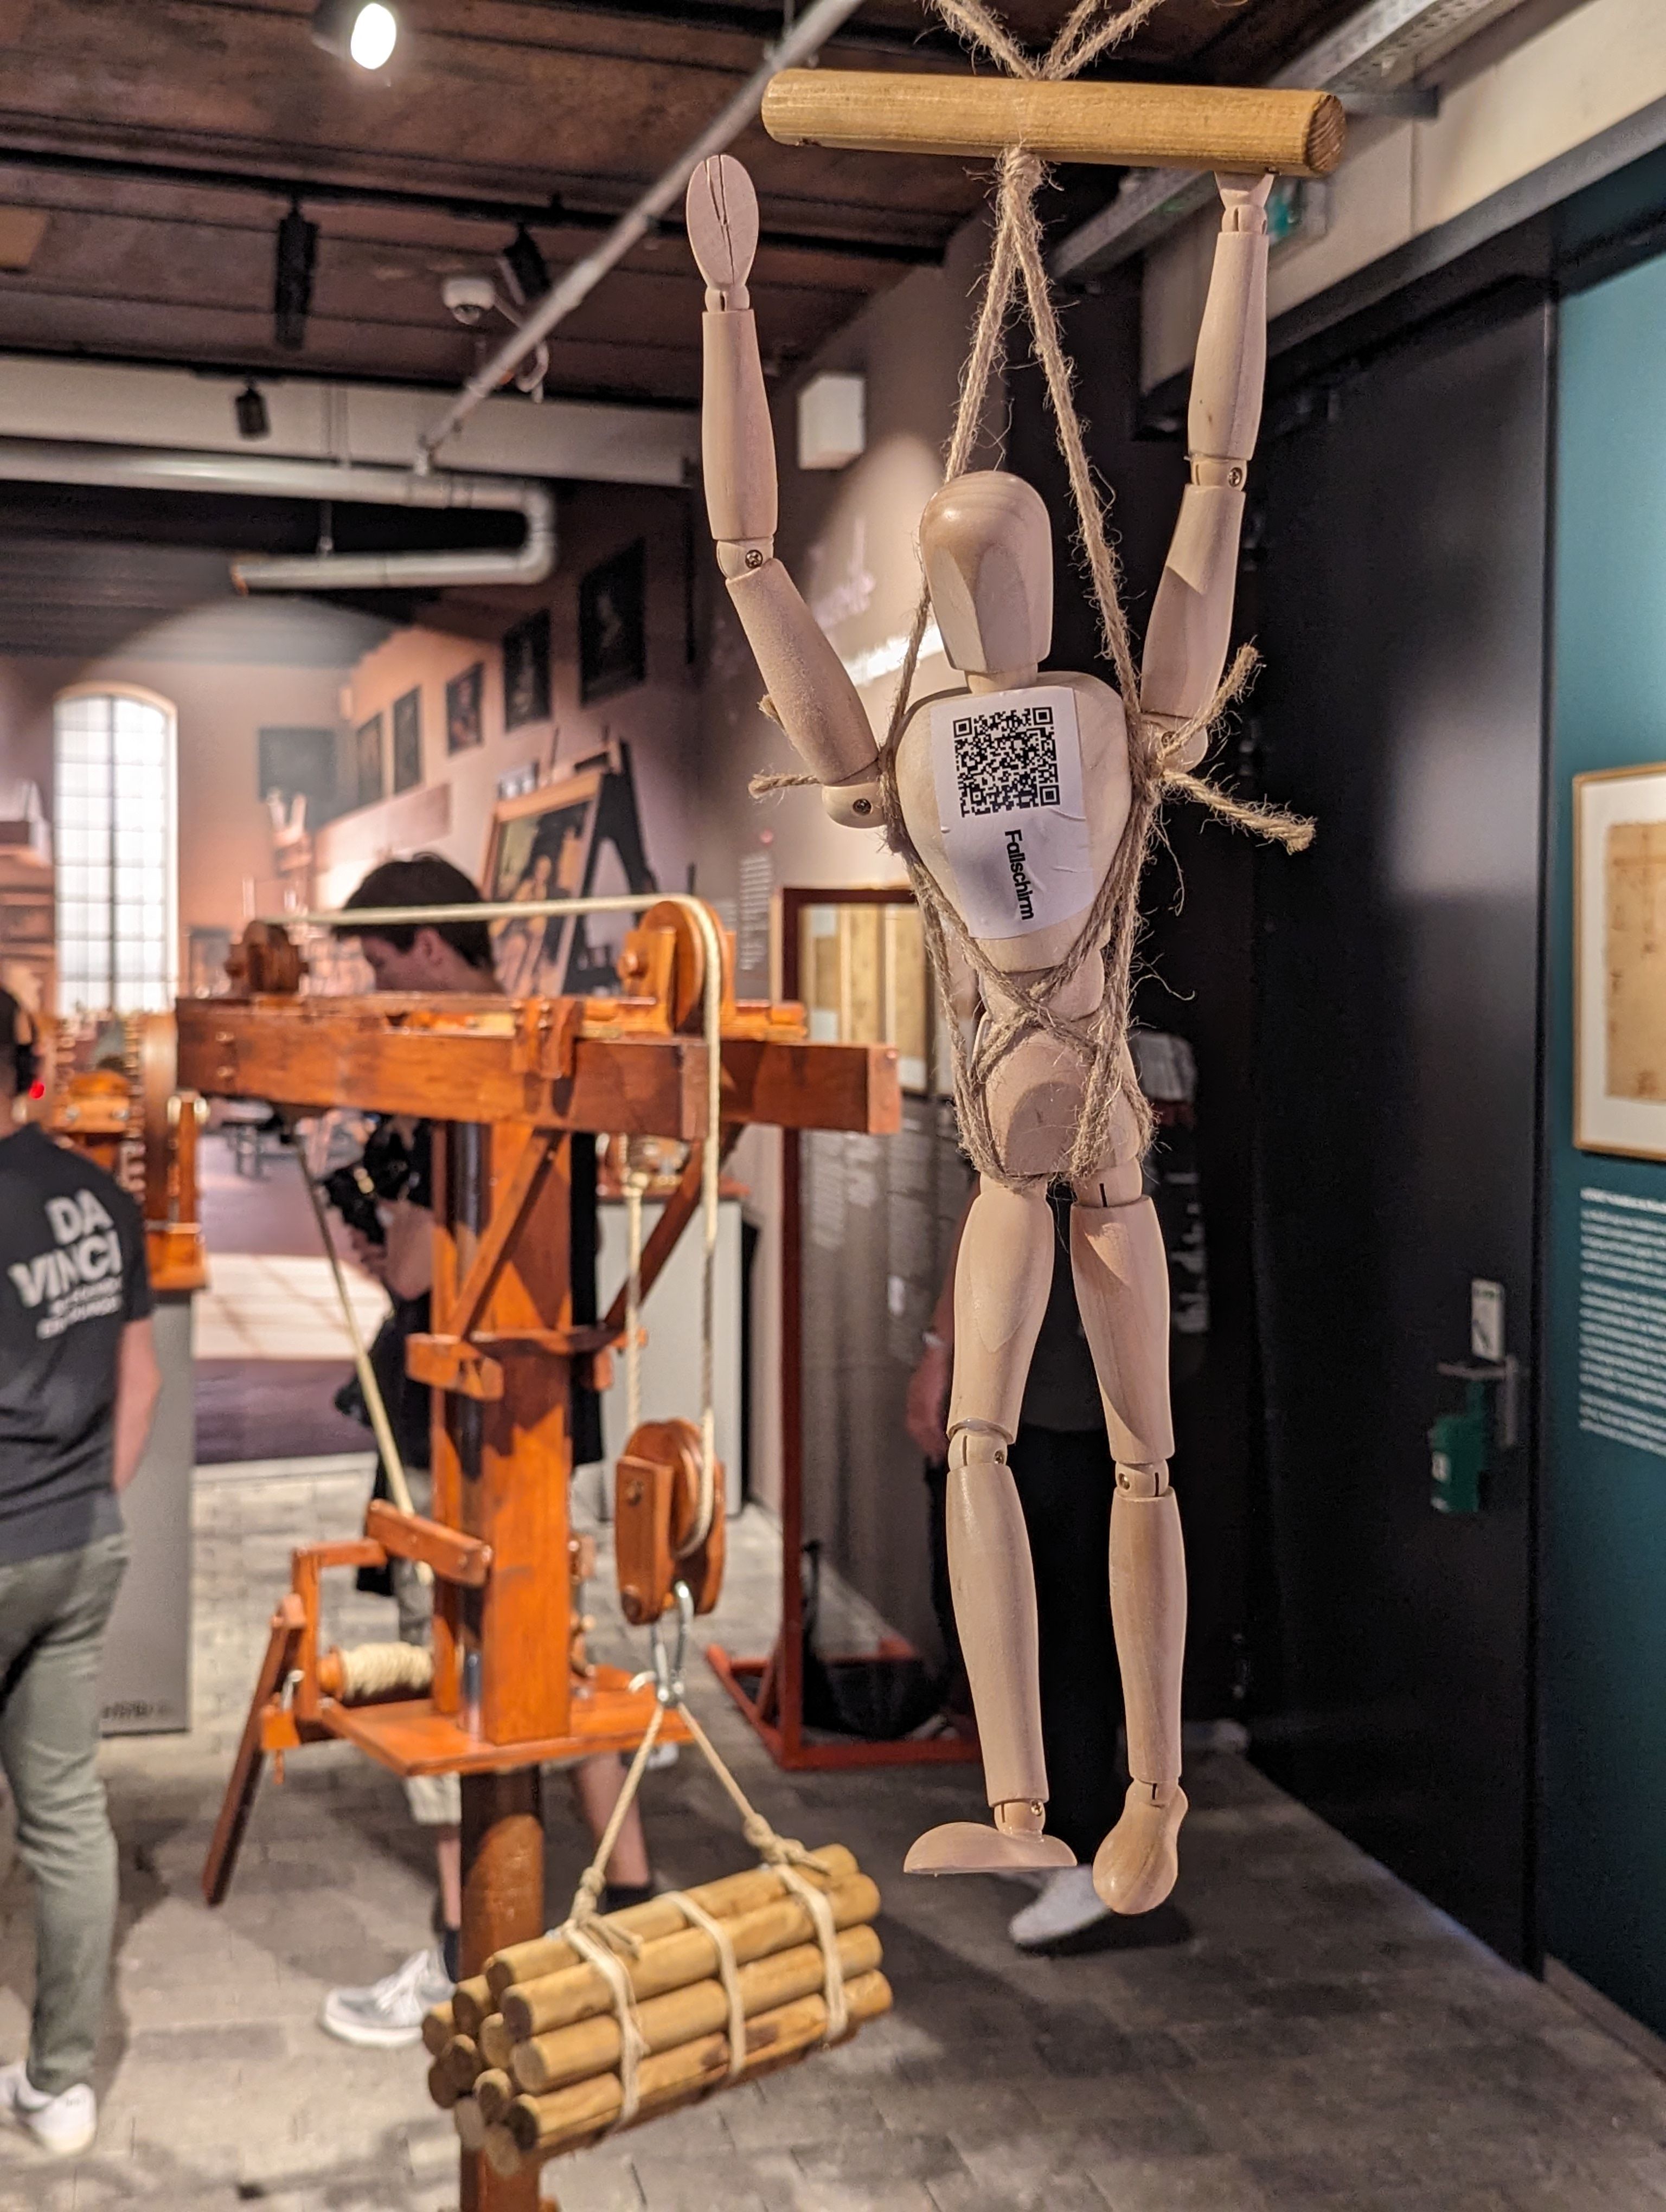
[
  {"xmin": 392, "ymin": 687, "xmax": 422, "ymax": 792},
  {"xmin": 446, "ymin": 661, "xmax": 485, "ymax": 753},
  {"xmin": 579, "ymin": 539, "xmax": 645, "ymax": 703},
  {"xmin": 502, "ymin": 608, "xmax": 551, "ymax": 730},
  {"xmin": 1575, "ymin": 761, "xmax": 1666, "ymax": 1157},
  {"xmin": 353, "ymin": 712, "xmax": 384, "ymax": 810}
]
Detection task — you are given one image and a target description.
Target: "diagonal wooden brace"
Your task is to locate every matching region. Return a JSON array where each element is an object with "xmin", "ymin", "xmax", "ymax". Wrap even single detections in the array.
[{"xmin": 445, "ymin": 1127, "xmax": 558, "ymax": 1342}]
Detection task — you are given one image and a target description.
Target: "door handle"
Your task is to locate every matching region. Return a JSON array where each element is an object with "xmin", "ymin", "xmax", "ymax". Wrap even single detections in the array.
[{"xmin": 1436, "ymin": 1354, "xmax": 1520, "ymax": 1451}]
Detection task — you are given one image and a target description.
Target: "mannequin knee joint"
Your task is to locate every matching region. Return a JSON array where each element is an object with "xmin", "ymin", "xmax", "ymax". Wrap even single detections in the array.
[
  {"xmin": 948, "ymin": 1420, "xmax": 1011, "ymax": 1469},
  {"xmin": 1116, "ymin": 1460, "xmax": 1170, "ymax": 1499}
]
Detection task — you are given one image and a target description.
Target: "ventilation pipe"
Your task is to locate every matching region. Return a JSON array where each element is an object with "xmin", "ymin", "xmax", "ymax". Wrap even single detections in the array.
[
  {"xmin": 418, "ymin": 0, "xmax": 868, "ymax": 464},
  {"xmin": 0, "ymin": 439, "xmax": 554, "ymax": 591},
  {"xmin": 1050, "ymin": 0, "xmax": 1537, "ymax": 282}
]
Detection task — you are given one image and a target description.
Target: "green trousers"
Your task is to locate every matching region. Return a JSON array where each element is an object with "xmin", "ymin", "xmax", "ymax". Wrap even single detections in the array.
[{"xmin": 0, "ymin": 1532, "xmax": 128, "ymax": 2095}]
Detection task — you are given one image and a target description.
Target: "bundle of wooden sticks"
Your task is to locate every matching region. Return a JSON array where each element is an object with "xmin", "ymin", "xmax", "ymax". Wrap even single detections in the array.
[{"xmin": 423, "ymin": 1846, "xmax": 889, "ymax": 2176}]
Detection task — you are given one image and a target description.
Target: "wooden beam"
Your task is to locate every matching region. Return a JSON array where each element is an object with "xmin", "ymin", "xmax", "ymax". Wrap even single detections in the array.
[
  {"xmin": 202, "ymin": 1593, "xmax": 305, "ymax": 1907},
  {"xmin": 366, "ymin": 1501, "xmax": 493, "ymax": 1589},
  {"xmin": 445, "ymin": 1130, "xmax": 557, "ymax": 1342},
  {"xmin": 719, "ymin": 1037, "xmax": 900, "ymax": 1133},
  {"xmin": 177, "ymin": 1003, "xmax": 900, "ymax": 1135}
]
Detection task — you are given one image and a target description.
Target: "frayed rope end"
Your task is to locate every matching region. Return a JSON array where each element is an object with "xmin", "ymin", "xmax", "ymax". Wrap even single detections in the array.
[{"xmin": 749, "ymin": 770, "xmax": 819, "ymax": 798}]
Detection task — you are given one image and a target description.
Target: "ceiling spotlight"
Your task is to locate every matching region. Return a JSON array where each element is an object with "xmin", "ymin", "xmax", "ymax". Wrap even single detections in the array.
[
  {"xmin": 311, "ymin": 1, "xmax": 398, "ymax": 70},
  {"xmin": 234, "ymin": 383, "xmax": 270, "ymax": 439},
  {"xmin": 499, "ymin": 225, "xmax": 551, "ymax": 309}
]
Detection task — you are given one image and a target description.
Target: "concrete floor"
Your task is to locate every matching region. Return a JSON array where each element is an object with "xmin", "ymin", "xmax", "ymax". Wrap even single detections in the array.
[{"xmin": 3, "ymin": 1463, "xmax": 1666, "ymax": 2211}]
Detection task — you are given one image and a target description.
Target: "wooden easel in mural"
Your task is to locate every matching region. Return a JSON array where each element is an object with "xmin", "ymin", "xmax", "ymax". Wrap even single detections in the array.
[
  {"xmin": 484, "ymin": 738, "xmax": 659, "ymax": 998},
  {"xmin": 182, "ymin": 895, "xmax": 898, "ymax": 2212}
]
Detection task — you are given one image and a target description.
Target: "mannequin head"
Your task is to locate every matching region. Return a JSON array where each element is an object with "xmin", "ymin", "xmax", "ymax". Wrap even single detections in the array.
[{"xmin": 919, "ymin": 471, "xmax": 1052, "ymax": 680}]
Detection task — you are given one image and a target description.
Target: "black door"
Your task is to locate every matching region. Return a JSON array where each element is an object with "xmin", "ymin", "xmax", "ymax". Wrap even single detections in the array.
[{"xmin": 1248, "ymin": 301, "xmax": 1549, "ymax": 1964}]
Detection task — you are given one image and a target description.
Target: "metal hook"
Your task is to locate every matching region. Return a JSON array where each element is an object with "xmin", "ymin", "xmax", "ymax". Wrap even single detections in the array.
[{"xmin": 644, "ymin": 1579, "xmax": 695, "ymax": 1707}]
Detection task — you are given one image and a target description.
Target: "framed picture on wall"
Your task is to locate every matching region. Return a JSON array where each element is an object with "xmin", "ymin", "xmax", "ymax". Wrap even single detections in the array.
[
  {"xmin": 1575, "ymin": 762, "xmax": 1666, "ymax": 1157},
  {"xmin": 502, "ymin": 608, "xmax": 551, "ymax": 730},
  {"xmin": 257, "ymin": 725, "xmax": 337, "ymax": 826},
  {"xmin": 446, "ymin": 661, "xmax": 485, "ymax": 753},
  {"xmin": 579, "ymin": 539, "xmax": 646, "ymax": 704},
  {"xmin": 353, "ymin": 713, "xmax": 384, "ymax": 810},
  {"xmin": 392, "ymin": 687, "xmax": 422, "ymax": 792}
]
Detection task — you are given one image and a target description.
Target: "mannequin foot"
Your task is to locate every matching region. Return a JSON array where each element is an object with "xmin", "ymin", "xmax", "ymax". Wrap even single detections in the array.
[
  {"xmin": 905, "ymin": 1798, "xmax": 1076, "ymax": 1875},
  {"xmin": 1092, "ymin": 1781, "xmax": 1187, "ymax": 1914}
]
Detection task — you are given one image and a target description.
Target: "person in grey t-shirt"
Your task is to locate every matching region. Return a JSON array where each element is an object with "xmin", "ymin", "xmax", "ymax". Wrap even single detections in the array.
[{"xmin": 0, "ymin": 989, "xmax": 161, "ymax": 2157}]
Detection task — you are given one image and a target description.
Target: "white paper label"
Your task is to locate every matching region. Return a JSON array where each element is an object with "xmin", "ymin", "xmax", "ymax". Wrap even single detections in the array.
[{"xmin": 930, "ymin": 685, "xmax": 1094, "ymax": 937}]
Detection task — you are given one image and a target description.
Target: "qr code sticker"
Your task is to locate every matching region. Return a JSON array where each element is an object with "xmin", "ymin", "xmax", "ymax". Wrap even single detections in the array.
[{"xmin": 951, "ymin": 703, "xmax": 1060, "ymax": 816}]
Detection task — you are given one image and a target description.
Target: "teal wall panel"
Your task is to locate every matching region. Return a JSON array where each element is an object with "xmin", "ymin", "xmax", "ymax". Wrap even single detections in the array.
[{"xmin": 1548, "ymin": 250, "xmax": 1666, "ymax": 2031}]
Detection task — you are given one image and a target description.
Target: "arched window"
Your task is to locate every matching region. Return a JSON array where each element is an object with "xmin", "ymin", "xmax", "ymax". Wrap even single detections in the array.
[{"xmin": 54, "ymin": 686, "xmax": 177, "ymax": 1014}]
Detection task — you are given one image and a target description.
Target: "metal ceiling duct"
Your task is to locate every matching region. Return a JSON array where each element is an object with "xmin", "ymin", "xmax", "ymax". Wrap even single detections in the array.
[
  {"xmin": 1050, "ymin": 0, "xmax": 1540, "ymax": 282},
  {"xmin": 0, "ymin": 439, "xmax": 554, "ymax": 591},
  {"xmin": 418, "ymin": 0, "xmax": 868, "ymax": 462}
]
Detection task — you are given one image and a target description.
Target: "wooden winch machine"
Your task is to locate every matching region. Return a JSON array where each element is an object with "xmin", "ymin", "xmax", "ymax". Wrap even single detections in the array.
[
  {"xmin": 181, "ymin": 893, "xmax": 899, "ymax": 2212},
  {"xmin": 46, "ymin": 1011, "xmax": 207, "ymax": 1295}
]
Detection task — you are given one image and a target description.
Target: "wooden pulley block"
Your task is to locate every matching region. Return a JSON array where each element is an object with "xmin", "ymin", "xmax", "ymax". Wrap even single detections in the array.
[
  {"xmin": 614, "ymin": 1417, "xmax": 725, "ymax": 1626},
  {"xmin": 620, "ymin": 899, "xmax": 736, "ymax": 1036},
  {"xmin": 226, "ymin": 919, "xmax": 305, "ymax": 996}
]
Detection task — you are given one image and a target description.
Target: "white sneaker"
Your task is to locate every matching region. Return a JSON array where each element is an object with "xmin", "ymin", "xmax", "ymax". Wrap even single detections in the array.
[
  {"xmin": 320, "ymin": 1945, "xmax": 453, "ymax": 2049},
  {"xmin": 1008, "ymin": 1866, "xmax": 1113, "ymax": 1950},
  {"xmin": 0, "ymin": 2060, "xmax": 97, "ymax": 2156}
]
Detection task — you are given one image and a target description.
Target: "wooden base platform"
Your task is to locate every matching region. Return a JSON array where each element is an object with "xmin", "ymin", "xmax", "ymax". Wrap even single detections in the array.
[{"xmin": 265, "ymin": 1667, "xmax": 690, "ymax": 1778}]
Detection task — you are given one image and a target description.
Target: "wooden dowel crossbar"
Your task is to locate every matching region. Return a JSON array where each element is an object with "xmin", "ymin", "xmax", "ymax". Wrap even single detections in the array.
[{"xmin": 762, "ymin": 70, "xmax": 1347, "ymax": 177}]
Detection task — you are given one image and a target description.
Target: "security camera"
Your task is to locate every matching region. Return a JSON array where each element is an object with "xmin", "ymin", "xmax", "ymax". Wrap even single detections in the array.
[{"xmin": 442, "ymin": 274, "xmax": 499, "ymax": 326}]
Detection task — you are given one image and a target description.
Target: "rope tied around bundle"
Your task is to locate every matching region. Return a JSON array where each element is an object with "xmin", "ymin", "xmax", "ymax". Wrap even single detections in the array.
[
  {"xmin": 752, "ymin": 0, "xmax": 1312, "ymax": 1187},
  {"xmin": 550, "ymin": 1584, "xmax": 850, "ymax": 2078}
]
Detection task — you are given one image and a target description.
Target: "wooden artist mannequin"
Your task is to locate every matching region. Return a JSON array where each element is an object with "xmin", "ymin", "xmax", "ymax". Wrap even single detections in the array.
[{"xmin": 688, "ymin": 151, "xmax": 1271, "ymax": 1912}]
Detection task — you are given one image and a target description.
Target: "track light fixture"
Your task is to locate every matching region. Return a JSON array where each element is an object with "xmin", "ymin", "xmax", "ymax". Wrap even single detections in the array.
[
  {"xmin": 499, "ymin": 225, "xmax": 551, "ymax": 309},
  {"xmin": 274, "ymin": 203, "xmax": 318, "ymax": 352},
  {"xmin": 311, "ymin": 1, "xmax": 399, "ymax": 70},
  {"xmin": 234, "ymin": 383, "xmax": 270, "ymax": 439}
]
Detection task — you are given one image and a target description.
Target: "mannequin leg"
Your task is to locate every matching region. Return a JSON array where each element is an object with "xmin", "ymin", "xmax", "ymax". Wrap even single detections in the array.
[
  {"xmin": 904, "ymin": 1176, "xmax": 1074, "ymax": 1876},
  {"xmin": 1070, "ymin": 1169, "xmax": 1188, "ymax": 1912}
]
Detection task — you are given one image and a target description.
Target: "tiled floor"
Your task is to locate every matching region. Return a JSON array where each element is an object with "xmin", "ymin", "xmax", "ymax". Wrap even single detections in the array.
[
  {"xmin": 2, "ymin": 1464, "xmax": 1665, "ymax": 2211},
  {"xmin": 193, "ymin": 1253, "xmax": 387, "ymax": 1361}
]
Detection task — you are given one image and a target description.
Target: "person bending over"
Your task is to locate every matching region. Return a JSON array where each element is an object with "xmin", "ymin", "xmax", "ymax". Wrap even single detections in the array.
[
  {"xmin": 0, "ymin": 989, "xmax": 161, "ymax": 2153},
  {"xmin": 318, "ymin": 853, "xmax": 655, "ymax": 2049}
]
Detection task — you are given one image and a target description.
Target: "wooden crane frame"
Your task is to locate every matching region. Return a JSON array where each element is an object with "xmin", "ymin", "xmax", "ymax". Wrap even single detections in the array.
[{"xmin": 178, "ymin": 895, "xmax": 899, "ymax": 2212}]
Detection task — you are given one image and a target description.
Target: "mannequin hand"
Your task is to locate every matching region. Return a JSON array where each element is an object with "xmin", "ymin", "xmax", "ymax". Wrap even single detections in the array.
[
  {"xmin": 687, "ymin": 155, "xmax": 759, "ymax": 308},
  {"xmin": 905, "ymin": 1340, "xmax": 952, "ymax": 1461},
  {"xmin": 1216, "ymin": 171, "xmax": 1274, "ymax": 231}
]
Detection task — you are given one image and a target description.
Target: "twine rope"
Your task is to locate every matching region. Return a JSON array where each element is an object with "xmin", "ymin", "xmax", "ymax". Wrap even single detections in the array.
[
  {"xmin": 564, "ymin": 1920, "xmax": 649, "ymax": 2125},
  {"xmin": 553, "ymin": 1632, "xmax": 849, "ymax": 2069},
  {"xmin": 752, "ymin": 0, "xmax": 1312, "ymax": 1187},
  {"xmin": 331, "ymin": 1642, "xmax": 433, "ymax": 1702},
  {"xmin": 671, "ymin": 1889, "xmax": 748, "ymax": 2081}
]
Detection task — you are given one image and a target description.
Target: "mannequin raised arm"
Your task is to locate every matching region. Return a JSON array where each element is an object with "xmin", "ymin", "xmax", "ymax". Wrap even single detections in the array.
[
  {"xmin": 688, "ymin": 155, "xmax": 882, "ymax": 827},
  {"xmin": 1138, "ymin": 172, "xmax": 1272, "ymax": 764}
]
